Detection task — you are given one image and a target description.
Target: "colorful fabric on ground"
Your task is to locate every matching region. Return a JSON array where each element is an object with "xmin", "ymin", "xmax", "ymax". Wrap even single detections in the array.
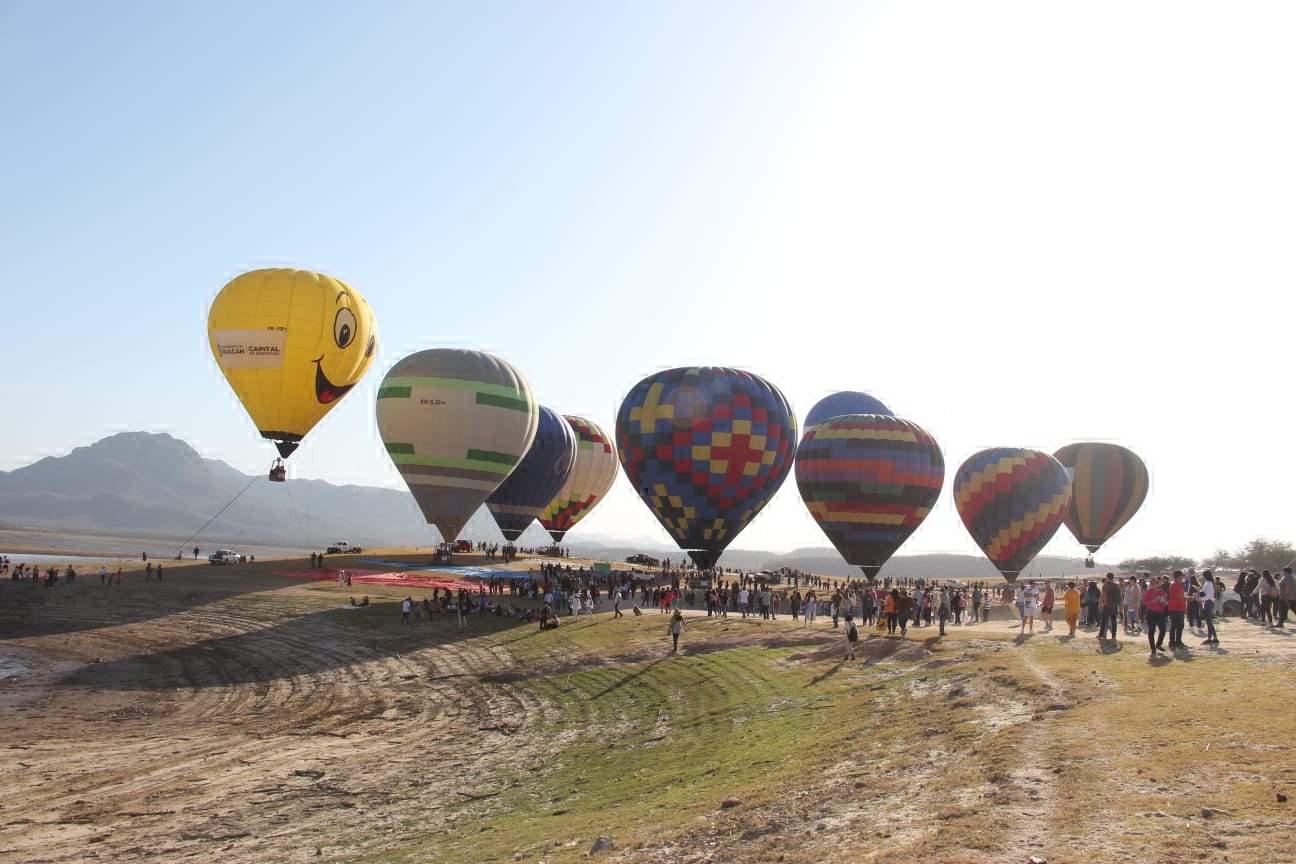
[
  {"xmin": 953, "ymin": 448, "xmax": 1072, "ymax": 581},
  {"xmin": 804, "ymin": 391, "xmax": 893, "ymax": 429},
  {"xmin": 376, "ymin": 349, "xmax": 538, "ymax": 542},
  {"xmin": 487, "ymin": 406, "xmax": 578, "ymax": 540},
  {"xmin": 538, "ymin": 416, "xmax": 618, "ymax": 543},
  {"xmin": 616, "ymin": 366, "xmax": 796, "ymax": 568},
  {"xmin": 275, "ymin": 568, "xmax": 479, "ymax": 592},
  {"xmin": 1053, "ymin": 443, "xmax": 1148, "ymax": 554},
  {"xmin": 795, "ymin": 414, "xmax": 943, "ymax": 578}
]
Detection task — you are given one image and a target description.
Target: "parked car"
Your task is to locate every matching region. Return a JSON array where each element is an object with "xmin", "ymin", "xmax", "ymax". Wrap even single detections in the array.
[
  {"xmin": 453, "ymin": 540, "xmax": 473, "ymax": 553},
  {"xmin": 326, "ymin": 541, "xmax": 361, "ymax": 554},
  {"xmin": 626, "ymin": 553, "xmax": 660, "ymax": 567},
  {"xmin": 208, "ymin": 549, "xmax": 240, "ymax": 565}
]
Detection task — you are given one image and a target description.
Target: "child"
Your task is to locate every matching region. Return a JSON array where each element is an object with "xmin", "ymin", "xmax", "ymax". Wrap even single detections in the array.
[{"xmin": 844, "ymin": 613, "xmax": 859, "ymax": 660}]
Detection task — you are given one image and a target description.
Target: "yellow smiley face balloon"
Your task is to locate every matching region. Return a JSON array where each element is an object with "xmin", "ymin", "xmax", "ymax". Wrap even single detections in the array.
[{"xmin": 208, "ymin": 268, "xmax": 377, "ymax": 458}]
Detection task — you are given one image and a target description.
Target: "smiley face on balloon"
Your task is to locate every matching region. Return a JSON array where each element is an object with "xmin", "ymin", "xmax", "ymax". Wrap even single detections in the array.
[{"xmin": 208, "ymin": 268, "xmax": 378, "ymax": 457}]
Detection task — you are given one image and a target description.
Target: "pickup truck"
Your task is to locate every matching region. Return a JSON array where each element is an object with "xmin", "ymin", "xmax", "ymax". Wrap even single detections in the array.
[
  {"xmin": 626, "ymin": 554, "xmax": 660, "ymax": 567},
  {"xmin": 208, "ymin": 549, "xmax": 240, "ymax": 565},
  {"xmin": 326, "ymin": 542, "xmax": 362, "ymax": 554}
]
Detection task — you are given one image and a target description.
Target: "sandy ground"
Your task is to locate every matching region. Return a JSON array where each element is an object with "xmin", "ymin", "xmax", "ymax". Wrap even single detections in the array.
[{"xmin": 2, "ymin": 557, "xmax": 1294, "ymax": 864}]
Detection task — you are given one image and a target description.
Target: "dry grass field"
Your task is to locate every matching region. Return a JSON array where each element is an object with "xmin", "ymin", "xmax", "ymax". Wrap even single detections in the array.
[{"xmin": 2, "ymin": 555, "xmax": 1294, "ymax": 864}]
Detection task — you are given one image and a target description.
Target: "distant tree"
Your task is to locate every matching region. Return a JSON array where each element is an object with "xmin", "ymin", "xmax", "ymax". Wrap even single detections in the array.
[
  {"xmin": 1118, "ymin": 555, "xmax": 1197, "ymax": 573},
  {"xmin": 1236, "ymin": 538, "xmax": 1296, "ymax": 571},
  {"xmin": 1202, "ymin": 548, "xmax": 1243, "ymax": 569}
]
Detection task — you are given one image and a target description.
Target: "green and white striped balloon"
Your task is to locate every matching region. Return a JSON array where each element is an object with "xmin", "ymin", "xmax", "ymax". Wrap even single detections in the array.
[{"xmin": 376, "ymin": 349, "xmax": 538, "ymax": 542}]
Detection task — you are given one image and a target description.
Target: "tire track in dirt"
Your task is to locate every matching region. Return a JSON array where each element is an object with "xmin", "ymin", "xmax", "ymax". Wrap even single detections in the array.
[{"xmin": 0, "ymin": 581, "xmax": 551, "ymax": 864}]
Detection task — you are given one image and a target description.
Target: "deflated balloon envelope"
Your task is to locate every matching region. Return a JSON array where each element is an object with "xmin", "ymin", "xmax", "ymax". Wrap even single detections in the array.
[
  {"xmin": 538, "ymin": 416, "xmax": 618, "ymax": 543},
  {"xmin": 208, "ymin": 268, "xmax": 378, "ymax": 458},
  {"xmin": 1053, "ymin": 442, "xmax": 1148, "ymax": 554},
  {"xmin": 616, "ymin": 366, "xmax": 796, "ymax": 569},
  {"xmin": 376, "ymin": 349, "xmax": 538, "ymax": 543},
  {"xmin": 487, "ymin": 405, "xmax": 578, "ymax": 541},
  {"xmin": 804, "ymin": 391, "xmax": 893, "ymax": 429},
  {"xmin": 795, "ymin": 414, "xmax": 943, "ymax": 579},
  {"xmin": 952, "ymin": 448, "xmax": 1072, "ymax": 582}
]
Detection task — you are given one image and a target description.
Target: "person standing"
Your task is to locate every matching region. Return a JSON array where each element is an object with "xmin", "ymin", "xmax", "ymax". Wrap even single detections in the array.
[
  {"xmin": 670, "ymin": 609, "xmax": 684, "ymax": 653},
  {"xmin": 1063, "ymin": 582, "xmax": 1081, "ymax": 636},
  {"xmin": 937, "ymin": 587, "xmax": 950, "ymax": 636},
  {"xmin": 1167, "ymin": 571, "xmax": 1188, "ymax": 647},
  {"xmin": 613, "ymin": 589, "xmax": 623, "ymax": 619},
  {"xmin": 1256, "ymin": 570, "xmax": 1279, "ymax": 626},
  {"xmin": 400, "ymin": 596, "xmax": 413, "ymax": 625},
  {"xmin": 1099, "ymin": 573, "xmax": 1121, "ymax": 641},
  {"xmin": 1199, "ymin": 570, "xmax": 1219, "ymax": 645},
  {"xmin": 1278, "ymin": 567, "xmax": 1296, "ymax": 627},
  {"xmin": 1143, "ymin": 577, "xmax": 1170, "ymax": 655},
  {"xmin": 1020, "ymin": 581, "xmax": 1038, "ymax": 635},
  {"xmin": 805, "ymin": 589, "xmax": 818, "ymax": 626},
  {"xmin": 971, "ymin": 587, "xmax": 983, "ymax": 624}
]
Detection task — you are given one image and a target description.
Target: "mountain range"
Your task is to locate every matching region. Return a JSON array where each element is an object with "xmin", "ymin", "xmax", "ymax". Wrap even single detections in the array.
[{"xmin": 0, "ymin": 432, "xmax": 1103, "ymax": 578}]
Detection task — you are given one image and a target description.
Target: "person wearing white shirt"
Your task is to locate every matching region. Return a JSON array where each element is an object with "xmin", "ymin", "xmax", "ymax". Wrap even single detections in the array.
[{"xmin": 1199, "ymin": 571, "xmax": 1218, "ymax": 644}]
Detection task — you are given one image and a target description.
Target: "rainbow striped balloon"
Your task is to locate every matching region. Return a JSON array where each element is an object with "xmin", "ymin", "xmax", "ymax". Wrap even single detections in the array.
[
  {"xmin": 953, "ymin": 448, "xmax": 1072, "ymax": 582},
  {"xmin": 795, "ymin": 414, "xmax": 943, "ymax": 579},
  {"xmin": 1053, "ymin": 443, "xmax": 1148, "ymax": 554}
]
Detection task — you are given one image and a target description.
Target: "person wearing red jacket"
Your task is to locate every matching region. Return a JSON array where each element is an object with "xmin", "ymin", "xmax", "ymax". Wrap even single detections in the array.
[
  {"xmin": 1166, "ymin": 571, "xmax": 1189, "ymax": 648},
  {"xmin": 1142, "ymin": 576, "xmax": 1170, "ymax": 656}
]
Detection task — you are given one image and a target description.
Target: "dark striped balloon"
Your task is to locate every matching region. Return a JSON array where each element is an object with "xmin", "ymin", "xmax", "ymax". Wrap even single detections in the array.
[
  {"xmin": 1053, "ymin": 443, "xmax": 1148, "ymax": 554},
  {"xmin": 953, "ymin": 448, "xmax": 1072, "ymax": 582},
  {"xmin": 804, "ymin": 391, "xmax": 893, "ymax": 429},
  {"xmin": 486, "ymin": 406, "xmax": 578, "ymax": 541},
  {"xmin": 795, "ymin": 415, "xmax": 943, "ymax": 579}
]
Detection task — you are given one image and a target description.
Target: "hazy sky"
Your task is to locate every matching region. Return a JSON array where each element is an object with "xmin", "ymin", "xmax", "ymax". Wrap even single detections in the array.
[{"xmin": 4, "ymin": 2, "xmax": 1295, "ymax": 563}]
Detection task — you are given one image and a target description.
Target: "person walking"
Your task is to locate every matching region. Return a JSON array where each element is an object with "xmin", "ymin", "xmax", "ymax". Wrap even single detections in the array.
[
  {"xmin": 613, "ymin": 589, "xmax": 623, "ymax": 619},
  {"xmin": 805, "ymin": 590, "xmax": 818, "ymax": 626},
  {"xmin": 845, "ymin": 613, "xmax": 859, "ymax": 659},
  {"xmin": 884, "ymin": 589, "xmax": 898, "ymax": 635},
  {"xmin": 1040, "ymin": 583, "xmax": 1055, "ymax": 632},
  {"xmin": 670, "ymin": 609, "xmax": 684, "ymax": 653},
  {"xmin": 1143, "ymin": 577, "xmax": 1170, "ymax": 656},
  {"xmin": 1019, "ymin": 581, "xmax": 1039, "ymax": 635}
]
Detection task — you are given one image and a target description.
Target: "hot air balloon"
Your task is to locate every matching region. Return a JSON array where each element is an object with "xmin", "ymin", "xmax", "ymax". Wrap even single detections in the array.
[
  {"xmin": 538, "ymin": 416, "xmax": 618, "ymax": 544},
  {"xmin": 953, "ymin": 448, "xmax": 1072, "ymax": 582},
  {"xmin": 795, "ymin": 414, "xmax": 943, "ymax": 579},
  {"xmin": 616, "ymin": 367, "xmax": 796, "ymax": 569},
  {"xmin": 376, "ymin": 349, "xmax": 538, "ymax": 543},
  {"xmin": 208, "ymin": 268, "xmax": 377, "ymax": 458},
  {"xmin": 487, "ymin": 406, "xmax": 578, "ymax": 541},
  {"xmin": 1053, "ymin": 443, "xmax": 1148, "ymax": 554},
  {"xmin": 804, "ymin": 391, "xmax": 893, "ymax": 429}
]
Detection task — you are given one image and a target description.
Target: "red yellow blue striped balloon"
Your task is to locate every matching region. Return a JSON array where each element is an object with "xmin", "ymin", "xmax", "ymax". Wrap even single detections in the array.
[
  {"xmin": 953, "ymin": 448, "xmax": 1072, "ymax": 582},
  {"xmin": 1053, "ymin": 443, "xmax": 1148, "ymax": 554},
  {"xmin": 795, "ymin": 415, "xmax": 943, "ymax": 579}
]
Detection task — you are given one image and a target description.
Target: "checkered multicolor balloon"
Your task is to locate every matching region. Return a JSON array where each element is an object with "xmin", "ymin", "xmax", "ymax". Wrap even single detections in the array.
[{"xmin": 616, "ymin": 367, "xmax": 796, "ymax": 569}]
